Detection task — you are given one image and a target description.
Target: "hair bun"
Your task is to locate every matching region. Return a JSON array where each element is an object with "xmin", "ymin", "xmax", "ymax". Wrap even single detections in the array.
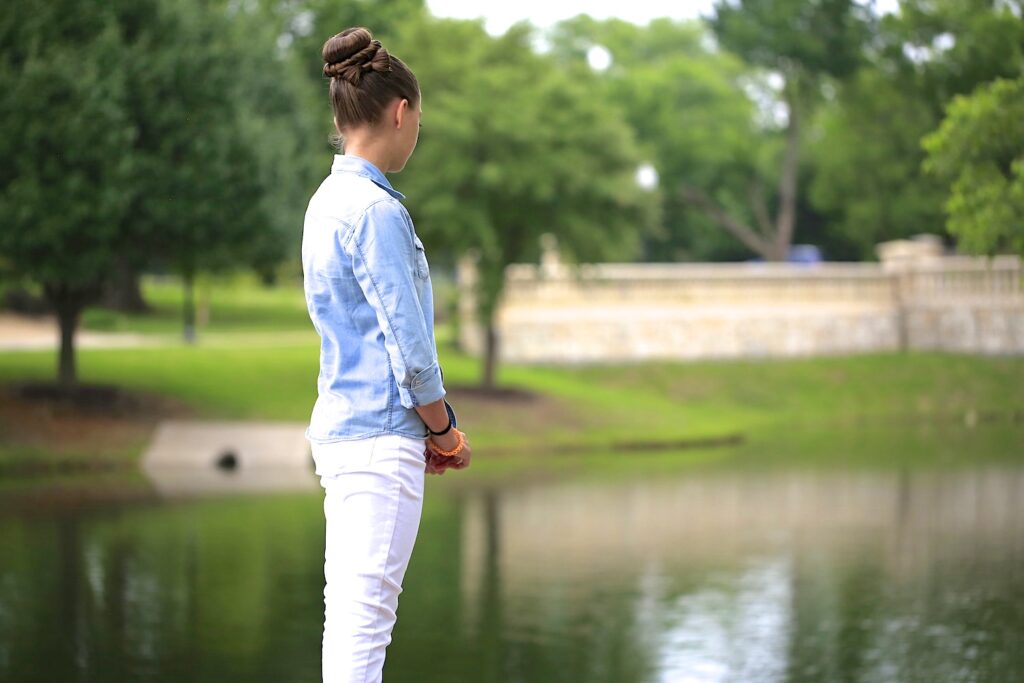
[{"xmin": 322, "ymin": 27, "xmax": 392, "ymax": 85}]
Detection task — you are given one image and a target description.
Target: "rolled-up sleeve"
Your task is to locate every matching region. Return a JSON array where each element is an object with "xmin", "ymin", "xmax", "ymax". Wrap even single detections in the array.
[{"xmin": 346, "ymin": 199, "xmax": 445, "ymax": 408}]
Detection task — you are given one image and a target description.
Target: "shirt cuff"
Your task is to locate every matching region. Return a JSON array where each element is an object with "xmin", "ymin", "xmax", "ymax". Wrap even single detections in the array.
[{"xmin": 400, "ymin": 362, "xmax": 446, "ymax": 408}]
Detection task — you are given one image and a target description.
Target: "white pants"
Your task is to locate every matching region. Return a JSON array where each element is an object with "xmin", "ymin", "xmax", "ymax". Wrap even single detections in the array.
[{"xmin": 311, "ymin": 434, "xmax": 426, "ymax": 683}]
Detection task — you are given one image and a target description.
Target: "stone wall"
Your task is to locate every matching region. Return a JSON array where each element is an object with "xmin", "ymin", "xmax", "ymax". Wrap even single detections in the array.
[{"xmin": 457, "ymin": 236, "xmax": 1024, "ymax": 362}]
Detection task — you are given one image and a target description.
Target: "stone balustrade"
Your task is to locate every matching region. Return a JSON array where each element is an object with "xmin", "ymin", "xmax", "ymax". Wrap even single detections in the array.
[{"xmin": 457, "ymin": 236, "xmax": 1024, "ymax": 362}]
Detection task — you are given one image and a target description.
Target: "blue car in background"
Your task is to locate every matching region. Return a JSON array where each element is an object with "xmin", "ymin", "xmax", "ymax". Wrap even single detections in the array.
[
  {"xmin": 788, "ymin": 244, "xmax": 823, "ymax": 263},
  {"xmin": 746, "ymin": 244, "xmax": 824, "ymax": 264}
]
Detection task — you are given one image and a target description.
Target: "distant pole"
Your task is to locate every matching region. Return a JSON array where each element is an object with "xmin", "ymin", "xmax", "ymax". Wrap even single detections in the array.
[{"xmin": 183, "ymin": 270, "xmax": 197, "ymax": 345}]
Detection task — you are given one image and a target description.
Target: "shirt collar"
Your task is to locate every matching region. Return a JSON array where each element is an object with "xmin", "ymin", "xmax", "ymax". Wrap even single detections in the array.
[{"xmin": 331, "ymin": 154, "xmax": 405, "ymax": 200}]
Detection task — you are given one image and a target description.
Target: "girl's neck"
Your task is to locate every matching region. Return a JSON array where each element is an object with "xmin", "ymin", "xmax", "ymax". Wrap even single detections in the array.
[{"xmin": 342, "ymin": 137, "xmax": 393, "ymax": 174}]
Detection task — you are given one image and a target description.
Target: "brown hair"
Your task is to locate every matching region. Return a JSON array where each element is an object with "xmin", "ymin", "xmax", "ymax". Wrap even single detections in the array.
[{"xmin": 322, "ymin": 27, "xmax": 419, "ymax": 138}]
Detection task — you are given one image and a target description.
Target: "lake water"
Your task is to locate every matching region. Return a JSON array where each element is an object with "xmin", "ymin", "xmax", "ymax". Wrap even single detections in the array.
[{"xmin": 1, "ymin": 459, "xmax": 1023, "ymax": 682}]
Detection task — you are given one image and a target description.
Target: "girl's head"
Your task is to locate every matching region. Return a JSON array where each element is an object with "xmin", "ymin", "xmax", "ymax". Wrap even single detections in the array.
[{"xmin": 322, "ymin": 27, "xmax": 420, "ymax": 172}]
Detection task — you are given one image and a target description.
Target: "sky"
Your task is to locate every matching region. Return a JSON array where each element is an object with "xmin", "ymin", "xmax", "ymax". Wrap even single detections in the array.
[
  {"xmin": 427, "ymin": 0, "xmax": 717, "ymax": 34},
  {"xmin": 427, "ymin": 0, "xmax": 901, "ymax": 35}
]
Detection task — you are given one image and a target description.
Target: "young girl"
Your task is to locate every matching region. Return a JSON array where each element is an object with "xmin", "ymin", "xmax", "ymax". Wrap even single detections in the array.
[{"xmin": 301, "ymin": 26, "xmax": 472, "ymax": 683}]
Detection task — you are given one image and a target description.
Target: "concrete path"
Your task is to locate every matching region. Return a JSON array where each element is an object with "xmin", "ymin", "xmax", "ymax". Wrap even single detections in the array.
[
  {"xmin": 142, "ymin": 419, "xmax": 312, "ymax": 469},
  {"xmin": 141, "ymin": 419, "xmax": 316, "ymax": 498},
  {"xmin": 143, "ymin": 465, "xmax": 318, "ymax": 499},
  {"xmin": 0, "ymin": 313, "xmax": 316, "ymax": 351},
  {"xmin": 0, "ymin": 313, "xmax": 169, "ymax": 351}
]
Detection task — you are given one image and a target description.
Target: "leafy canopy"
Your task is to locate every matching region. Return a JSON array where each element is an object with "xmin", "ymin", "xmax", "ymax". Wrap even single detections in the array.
[
  {"xmin": 923, "ymin": 76, "xmax": 1024, "ymax": 257},
  {"xmin": 0, "ymin": 0, "xmax": 134, "ymax": 294},
  {"xmin": 395, "ymin": 18, "xmax": 654, "ymax": 317}
]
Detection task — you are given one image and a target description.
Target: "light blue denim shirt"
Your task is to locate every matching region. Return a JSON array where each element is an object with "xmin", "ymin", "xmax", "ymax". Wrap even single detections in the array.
[{"xmin": 302, "ymin": 154, "xmax": 445, "ymax": 443}]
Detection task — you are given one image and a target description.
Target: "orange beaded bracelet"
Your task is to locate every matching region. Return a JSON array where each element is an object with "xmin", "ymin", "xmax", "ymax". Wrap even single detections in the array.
[{"xmin": 427, "ymin": 428, "xmax": 466, "ymax": 458}]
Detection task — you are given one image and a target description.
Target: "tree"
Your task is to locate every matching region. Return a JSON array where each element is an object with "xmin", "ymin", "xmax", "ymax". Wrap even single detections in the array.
[
  {"xmin": 225, "ymin": 6, "xmax": 325, "ymax": 286},
  {"xmin": 284, "ymin": 0, "xmax": 426, "ymax": 94},
  {"xmin": 223, "ymin": 0, "xmax": 434, "ymax": 293},
  {"xmin": 395, "ymin": 19, "xmax": 654, "ymax": 387},
  {"xmin": 922, "ymin": 76, "xmax": 1024, "ymax": 257},
  {"xmin": 807, "ymin": 0, "xmax": 1024, "ymax": 258},
  {"xmin": 0, "ymin": 0, "xmax": 134, "ymax": 387},
  {"xmin": 700, "ymin": 0, "xmax": 874, "ymax": 260},
  {"xmin": 549, "ymin": 17, "xmax": 765, "ymax": 262},
  {"xmin": 95, "ymin": 0, "xmax": 325, "ymax": 311},
  {"xmin": 0, "ymin": 0, "xmax": 303, "ymax": 389},
  {"xmin": 117, "ymin": 0, "xmax": 297, "ymax": 342},
  {"xmin": 807, "ymin": 63, "xmax": 948, "ymax": 258}
]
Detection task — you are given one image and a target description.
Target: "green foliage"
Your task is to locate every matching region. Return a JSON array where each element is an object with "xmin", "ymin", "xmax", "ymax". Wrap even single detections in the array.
[
  {"xmin": 286, "ymin": 10, "xmax": 653, "ymax": 382},
  {"xmin": 0, "ymin": 0, "xmax": 317, "ymax": 379},
  {"xmin": 117, "ymin": 0, "xmax": 291, "ymax": 278},
  {"xmin": 0, "ymin": 0, "xmax": 134, "ymax": 292},
  {"xmin": 0, "ymin": 0, "xmax": 297, "ymax": 288},
  {"xmin": 922, "ymin": 76, "xmax": 1024, "ymax": 257},
  {"xmin": 893, "ymin": 0, "xmax": 1024, "ymax": 105},
  {"xmin": 213, "ymin": 1, "xmax": 327, "ymax": 278},
  {"xmin": 6, "ymin": 0, "xmax": 1024, "ymax": 385},
  {"xmin": 808, "ymin": 0, "xmax": 1024, "ymax": 257},
  {"xmin": 808, "ymin": 67, "xmax": 947, "ymax": 256},
  {"xmin": 286, "ymin": 0, "xmax": 427, "ymax": 111},
  {"xmin": 549, "ymin": 17, "xmax": 763, "ymax": 261},
  {"xmin": 549, "ymin": 4, "xmax": 876, "ymax": 262},
  {"xmin": 241, "ymin": 0, "xmax": 426, "ymax": 204},
  {"xmin": 395, "ymin": 18, "xmax": 654, "ymax": 319},
  {"xmin": 708, "ymin": 0, "xmax": 872, "ymax": 82}
]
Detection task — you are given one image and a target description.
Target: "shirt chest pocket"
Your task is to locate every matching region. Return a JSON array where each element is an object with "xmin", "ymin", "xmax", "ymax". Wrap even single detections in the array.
[{"xmin": 412, "ymin": 235, "xmax": 430, "ymax": 280}]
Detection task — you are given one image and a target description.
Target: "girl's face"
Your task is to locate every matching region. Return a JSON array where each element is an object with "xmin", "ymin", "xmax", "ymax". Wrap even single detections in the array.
[{"xmin": 392, "ymin": 96, "xmax": 421, "ymax": 172}]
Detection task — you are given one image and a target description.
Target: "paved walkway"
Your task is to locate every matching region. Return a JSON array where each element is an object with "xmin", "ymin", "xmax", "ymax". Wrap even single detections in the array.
[
  {"xmin": 0, "ymin": 313, "xmax": 167, "ymax": 351},
  {"xmin": 0, "ymin": 313, "xmax": 316, "ymax": 351},
  {"xmin": 141, "ymin": 419, "xmax": 314, "ymax": 498}
]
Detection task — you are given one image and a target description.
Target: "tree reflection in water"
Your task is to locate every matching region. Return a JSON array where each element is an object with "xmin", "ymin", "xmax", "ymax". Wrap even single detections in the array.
[{"xmin": 1, "ymin": 465, "xmax": 1022, "ymax": 682}]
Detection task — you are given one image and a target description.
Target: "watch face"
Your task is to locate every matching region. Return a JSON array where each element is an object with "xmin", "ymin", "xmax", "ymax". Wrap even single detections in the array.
[{"xmin": 444, "ymin": 399, "xmax": 457, "ymax": 429}]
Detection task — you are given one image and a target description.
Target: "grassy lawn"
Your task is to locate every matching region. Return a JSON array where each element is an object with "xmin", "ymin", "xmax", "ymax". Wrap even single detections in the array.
[
  {"xmin": 76, "ymin": 272, "xmax": 460, "ymax": 339},
  {"xmin": 79, "ymin": 273, "xmax": 313, "ymax": 335},
  {"xmin": 2, "ymin": 339, "xmax": 1022, "ymax": 465},
  {"xmin": 2, "ymin": 275, "xmax": 1023, "ymax": 476},
  {"xmin": 6, "ymin": 339, "xmax": 1023, "ymax": 433}
]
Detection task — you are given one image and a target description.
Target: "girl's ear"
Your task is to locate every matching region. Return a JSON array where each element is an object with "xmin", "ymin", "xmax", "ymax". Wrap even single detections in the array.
[{"xmin": 395, "ymin": 98, "xmax": 409, "ymax": 129}]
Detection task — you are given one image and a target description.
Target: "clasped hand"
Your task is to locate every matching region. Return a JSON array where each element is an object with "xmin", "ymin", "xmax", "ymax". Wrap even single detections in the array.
[{"xmin": 424, "ymin": 438, "xmax": 472, "ymax": 475}]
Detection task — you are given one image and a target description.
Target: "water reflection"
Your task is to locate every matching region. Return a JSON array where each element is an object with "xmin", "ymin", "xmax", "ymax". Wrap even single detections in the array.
[
  {"xmin": 142, "ymin": 463, "xmax": 317, "ymax": 499},
  {"xmin": 455, "ymin": 467, "xmax": 1024, "ymax": 682},
  {"xmin": 1, "ymin": 464, "xmax": 1022, "ymax": 683},
  {"xmin": 460, "ymin": 468, "xmax": 1024, "ymax": 585}
]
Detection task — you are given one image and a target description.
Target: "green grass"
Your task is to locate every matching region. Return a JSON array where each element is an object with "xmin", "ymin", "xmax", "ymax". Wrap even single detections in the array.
[
  {"xmin": 17, "ymin": 335, "xmax": 1016, "ymax": 438},
  {"xmin": 79, "ymin": 273, "xmax": 313, "ymax": 335},
  {"xmin": 3, "ymin": 275, "xmax": 1024, "ymax": 477},
  {"xmin": 78, "ymin": 272, "xmax": 459, "ymax": 338},
  {"xmin": 2, "ymin": 340, "xmax": 1022, "ymax": 451},
  {"xmin": 550, "ymin": 351, "xmax": 1024, "ymax": 429},
  {"xmin": 0, "ymin": 341, "xmax": 320, "ymax": 420}
]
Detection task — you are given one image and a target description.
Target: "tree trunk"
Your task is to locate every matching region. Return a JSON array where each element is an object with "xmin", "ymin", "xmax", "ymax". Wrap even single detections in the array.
[
  {"xmin": 197, "ymin": 274, "xmax": 211, "ymax": 327},
  {"xmin": 101, "ymin": 256, "xmax": 149, "ymax": 313},
  {"xmin": 679, "ymin": 77, "xmax": 807, "ymax": 263},
  {"xmin": 42, "ymin": 283, "xmax": 84, "ymax": 390},
  {"xmin": 678, "ymin": 183, "xmax": 775, "ymax": 259},
  {"xmin": 773, "ymin": 85, "xmax": 802, "ymax": 262},
  {"xmin": 182, "ymin": 270, "xmax": 197, "ymax": 344},
  {"xmin": 482, "ymin": 318, "xmax": 498, "ymax": 389},
  {"xmin": 55, "ymin": 302, "xmax": 79, "ymax": 389},
  {"xmin": 43, "ymin": 280, "xmax": 103, "ymax": 390}
]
